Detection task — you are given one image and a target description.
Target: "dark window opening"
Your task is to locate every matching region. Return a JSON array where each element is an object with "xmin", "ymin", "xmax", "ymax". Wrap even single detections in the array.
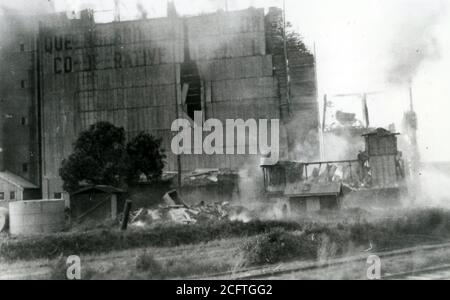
[
  {"xmin": 21, "ymin": 117, "xmax": 28, "ymax": 125},
  {"xmin": 0, "ymin": 193, "xmax": 4, "ymax": 201},
  {"xmin": 22, "ymin": 163, "xmax": 28, "ymax": 173},
  {"xmin": 186, "ymin": 91, "xmax": 202, "ymax": 120},
  {"xmin": 20, "ymin": 43, "xmax": 25, "ymax": 52},
  {"xmin": 54, "ymin": 193, "xmax": 63, "ymax": 199},
  {"xmin": 10, "ymin": 192, "xmax": 16, "ymax": 200},
  {"xmin": 181, "ymin": 62, "xmax": 202, "ymax": 121},
  {"xmin": 20, "ymin": 80, "xmax": 26, "ymax": 88}
]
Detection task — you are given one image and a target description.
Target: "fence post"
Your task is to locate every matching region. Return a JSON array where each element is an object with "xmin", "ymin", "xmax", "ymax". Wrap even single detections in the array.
[{"xmin": 121, "ymin": 200, "xmax": 132, "ymax": 231}]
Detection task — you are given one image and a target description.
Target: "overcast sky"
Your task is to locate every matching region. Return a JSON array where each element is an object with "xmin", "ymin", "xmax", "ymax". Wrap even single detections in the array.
[{"xmin": 1, "ymin": 0, "xmax": 449, "ymax": 162}]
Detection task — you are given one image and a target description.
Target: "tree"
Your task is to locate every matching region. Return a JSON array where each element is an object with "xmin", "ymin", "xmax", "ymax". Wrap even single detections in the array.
[
  {"xmin": 59, "ymin": 123, "xmax": 167, "ymax": 193},
  {"xmin": 126, "ymin": 132, "xmax": 166, "ymax": 183},
  {"xmin": 59, "ymin": 122, "xmax": 128, "ymax": 193},
  {"xmin": 273, "ymin": 20, "xmax": 312, "ymax": 56},
  {"xmin": 286, "ymin": 23, "xmax": 311, "ymax": 55}
]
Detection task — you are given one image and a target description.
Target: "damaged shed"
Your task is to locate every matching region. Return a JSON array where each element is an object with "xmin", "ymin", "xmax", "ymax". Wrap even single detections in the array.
[
  {"xmin": 70, "ymin": 185, "xmax": 126, "ymax": 222},
  {"xmin": 285, "ymin": 182, "xmax": 344, "ymax": 213}
]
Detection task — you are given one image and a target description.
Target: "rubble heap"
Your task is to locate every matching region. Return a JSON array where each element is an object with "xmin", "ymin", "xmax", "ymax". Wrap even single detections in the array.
[{"xmin": 129, "ymin": 201, "xmax": 238, "ymax": 227}]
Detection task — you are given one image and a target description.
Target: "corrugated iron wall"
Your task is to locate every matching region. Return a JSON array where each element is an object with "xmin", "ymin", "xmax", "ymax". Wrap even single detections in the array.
[{"xmin": 369, "ymin": 155, "xmax": 398, "ymax": 188}]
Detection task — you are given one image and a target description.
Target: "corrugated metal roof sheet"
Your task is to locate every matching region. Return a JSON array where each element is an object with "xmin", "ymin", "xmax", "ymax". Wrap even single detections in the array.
[
  {"xmin": 284, "ymin": 182, "xmax": 343, "ymax": 197},
  {"xmin": 71, "ymin": 185, "xmax": 126, "ymax": 196},
  {"xmin": 362, "ymin": 128, "xmax": 399, "ymax": 137},
  {"xmin": 0, "ymin": 171, "xmax": 39, "ymax": 189}
]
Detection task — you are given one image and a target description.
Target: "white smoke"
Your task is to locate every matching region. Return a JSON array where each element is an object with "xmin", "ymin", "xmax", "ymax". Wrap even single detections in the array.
[
  {"xmin": 0, "ymin": 0, "xmax": 55, "ymax": 14},
  {"xmin": 412, "ymin": 164, "xmax": 450, "ymax": 208}
]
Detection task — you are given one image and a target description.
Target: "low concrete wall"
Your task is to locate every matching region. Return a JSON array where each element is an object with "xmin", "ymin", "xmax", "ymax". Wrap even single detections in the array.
[{"xmin": 9, "ymin": 200, "xmax": 65, "ymax": 235}]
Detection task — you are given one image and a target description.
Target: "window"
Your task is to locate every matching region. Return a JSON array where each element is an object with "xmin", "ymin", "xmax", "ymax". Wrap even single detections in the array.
[
  {"xmin": 54, "ymin": 193, "xmax": 63, "ymax": 199},
  {"xmin": 0, "ymin": 193, "xmax": 4, "ymax": 201},
  {"xmin": 22, "ymin": 163, "xmax": 28, "ymax": 173},
  {"xmin": 10, "ymin": 192, "xmax": 16, "ymax": 200},
  {"xmin": 20, "ymin": 43, "xmax": 25, "ymax": 52},
  {"xmin": 21, "ymin": 117, "xmax": 28, "ymax": 126},
  {"xmin": 181, "ymin": 63, "xmax": 202, "ymax": 121},
  {"xmin": 21, "ymin": 80, "xmax": 26, "ymax": 88}
]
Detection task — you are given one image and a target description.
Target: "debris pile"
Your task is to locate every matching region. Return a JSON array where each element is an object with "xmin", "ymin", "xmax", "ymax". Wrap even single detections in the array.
[
  {"xmin": 183, "ymin": 169, "xmax": 221, "ymax": 186},
  {"xmin": 129, "ymin": 190, "xmax": 243, "ymax": 227},
  {"xmin": 129, "ymin": 202, "xmax": 235, "ymax": 227},
  {"xmin": 130, "ymin": 206, "xmax": 197, "ymax": 226},
  {"xmin": 126, "ymin": 169, "xmax": 243, "ymax": 227},
  {"xmin": 305, "ymin": 162, "xmax": 366, "ymax": 189}
]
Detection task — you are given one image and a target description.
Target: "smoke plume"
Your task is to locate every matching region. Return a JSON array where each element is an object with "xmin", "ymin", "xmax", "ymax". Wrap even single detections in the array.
[{"xmin": 386, "ymin": 4, "xmax": 445, "ymax": 85}]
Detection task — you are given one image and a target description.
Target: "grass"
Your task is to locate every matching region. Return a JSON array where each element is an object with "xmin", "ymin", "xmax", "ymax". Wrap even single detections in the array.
[
  {"xmin": 0, "ymin": 220, "xmax": 301, "ymax": 262},
  {"xmin": 241, "ymin": 208, "xmax": 450, "ymax": 266},
  {"xmin": 73, "ymin": 238, "xmax": 244, "ymax": 280},
  {"xmin": 241, "ymin": 227, "xmax": 353, "ymax": 266},
  {"xmin": 1, "ymin": 208, "xmax": 450, "ymax": 264},
  {"xmin": 242, "ymin": 228, "xmax": 318, "ymax": 265},
  {"xmin": 48, "ymin": 255, "xmax": 97, "ymax": 280},
  {"xmin": 135, "ymin": 251, "xmax": 163, "ymax": 273},
  {"xmin": 48, "ymin": 256, "xmax": 69, "ymax": 280},
  {"xmin": 131, "ymin": 253, "xmax": 229, "ymax": 280}
]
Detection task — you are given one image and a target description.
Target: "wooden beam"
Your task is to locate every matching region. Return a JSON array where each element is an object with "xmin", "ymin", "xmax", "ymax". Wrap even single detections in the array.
[{"xmin": 181, "ymin": 83, "xmax": 189, "ymax": 105}]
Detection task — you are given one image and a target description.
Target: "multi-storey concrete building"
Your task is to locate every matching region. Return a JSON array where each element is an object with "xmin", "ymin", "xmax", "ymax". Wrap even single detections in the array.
[
  {"xmin": 0, "ymin": 13, "xmax": 42, "ymax": 192},
  {"xmin": 0, "ymin": 5, "xmax": 319, "ymax": 200}
]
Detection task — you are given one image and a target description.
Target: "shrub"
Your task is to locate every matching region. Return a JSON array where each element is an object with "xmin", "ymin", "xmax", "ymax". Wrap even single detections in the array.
[
  {"xmin": 242, "ymin": 228, "xmax": 319, "ymax": 266},
  {"xmin": 3, "ymin": 209, "xmax": 450, "ymax": 263},
  {"xmin": 162, "ymin": 258, "xmax": 225, "ymax": 279},
  {"xmin": 0, "ymin": 220, "xmax": 304, "ymax": 262},
  {"xmin": 48, "ymin": 255, "xmax": 69, "ymax": 280},
  {"xmin": 136, "ymin": 251, "xmax": 162, "ymax": 275}
]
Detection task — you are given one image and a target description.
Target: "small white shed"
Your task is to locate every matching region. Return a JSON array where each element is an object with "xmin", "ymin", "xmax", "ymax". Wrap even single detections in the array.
[{"xmin": 0, "ymin": 171, "xmax": 40, "ymax": 207}]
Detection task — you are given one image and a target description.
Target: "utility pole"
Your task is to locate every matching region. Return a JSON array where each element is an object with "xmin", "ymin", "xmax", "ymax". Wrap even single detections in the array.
[
  {"xmin": 404, "ymin": 82, "xmax": 421, "ymax": 204},
  {"xmin": 362, "ymin": 93, "xmax": 370, "ymax": 128},
  {"xmin": 320, "ymin": 94, "xmax": 328, "ymax": 161},
  {"xmin": 313, "ymin": 43, "xmax": 324, "ymax": 161},
  {"xmin": 409, "ymin": 84, "xmax": 415, "ymax": 112},
  {"xmin": 169, "ymin": 1, "xmax": 182, "ymax": 191},
  {"xmin": 282, "ymin": 0, "xmax": 290, "ymax": 118},
  {"xmin": 114, "ymin": 0, "xmax": 121, "ymax": 22},
  {"xmin": 408, "ymin": 84, "xmax": 419, "ymax": 163}
]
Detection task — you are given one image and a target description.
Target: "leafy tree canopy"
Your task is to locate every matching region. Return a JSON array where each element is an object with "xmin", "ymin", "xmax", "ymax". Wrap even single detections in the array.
[
  {"xmin": 126, "ymin": 133, "xmax": 166, "ymax": 183},
  {"xmin": 273, "ymin": 20, "xmax": 312, "ymax": 56},
  {"xmin": 60, "ymin": 122, "xmax": 165, "ymax": 193}
]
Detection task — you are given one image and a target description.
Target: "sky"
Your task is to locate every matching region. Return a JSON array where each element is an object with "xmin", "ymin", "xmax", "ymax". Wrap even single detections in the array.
[{"xmin": 1, "ymin": 0, "xmax": 449, "ymax": 162}]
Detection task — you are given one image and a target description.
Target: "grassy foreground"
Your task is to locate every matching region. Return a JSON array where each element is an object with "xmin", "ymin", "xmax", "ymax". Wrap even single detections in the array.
[
  {"xmin": 0, "ymin": 220, "xmax": 300, "ymax": 261},
  {"xmin": 1, "ymin": 208, "xmax": 450, "ymax": 264}
]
